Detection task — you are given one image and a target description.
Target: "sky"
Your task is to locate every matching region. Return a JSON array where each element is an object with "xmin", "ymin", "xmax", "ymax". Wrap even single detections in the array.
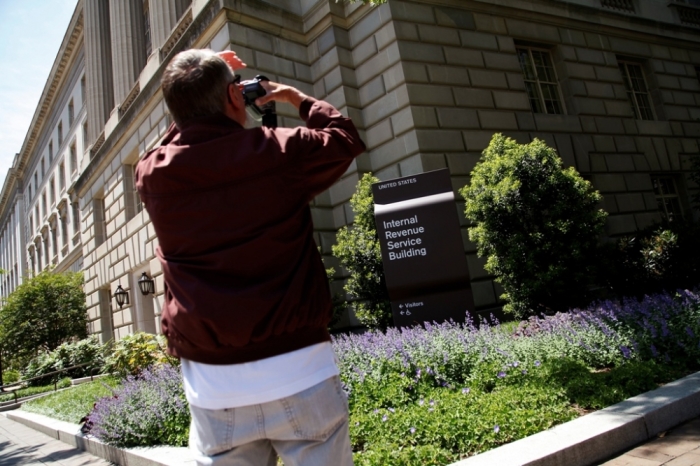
[{"xmin": 0, "ymin": 0, "xmax": 78, "ymax": 189}]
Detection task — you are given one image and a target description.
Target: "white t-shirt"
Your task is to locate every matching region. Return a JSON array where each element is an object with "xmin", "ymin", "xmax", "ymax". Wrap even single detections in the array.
[{"xmin": 181, "ymin": 342, "xmax": 339, "ymax": 409}]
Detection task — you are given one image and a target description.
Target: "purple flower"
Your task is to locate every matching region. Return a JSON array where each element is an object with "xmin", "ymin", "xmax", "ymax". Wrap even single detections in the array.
[
  {"xmin": 388, "ymin": 407, "xmax": 395, "ymax": 413},
  {"xmin": 382, "ymin": 415, "xmax": 388, "ymax": 422},
  {"xmin": 512, "ymin": 361, "xmax": 520, "ymax": 367},
  {"xmin": 522, "ymin": 370, "xmax": 528, "ymax": 375},
  {"xmin": 462, "ymin": 387, "xmax": 470, "ymax": 394},
  {"xmin": 410, "ymin": 427, "xmax": 416, "ymax": 434},
  {"xmin": 620, "ymin": 346, "xmax": 631, "ymax": 359},
  {"xmin": 418, "ymin": 398, "xmax": 425, "ymax": 406},
  {"xmin": 497, "ymin": 371, "xmax": 506, "ymax": 378},
  {"xmin": 534, "ymin": 360, "xmax": 541, "ymax": 367},
  {"xmin": 494, "ymin": 425, "xmax": 500, "ymax": 433}
]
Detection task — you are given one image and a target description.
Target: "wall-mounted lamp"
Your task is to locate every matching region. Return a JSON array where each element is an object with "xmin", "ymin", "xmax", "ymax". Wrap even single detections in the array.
[
  {"xmin": 113, "ymin": 284, "xmax": 129, "ymax": 308},
  {"xmin": 138, "ymin": 272, "xmax": 155, "ymax": 295}
]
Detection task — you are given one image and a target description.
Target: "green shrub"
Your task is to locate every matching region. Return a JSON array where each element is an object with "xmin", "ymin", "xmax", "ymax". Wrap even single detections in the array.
[
  {"xmin": 2, "ymin": 369, "xmax": 20, "ymax": 384},
  {"xmin": 598, "ymin": 221, "xmax": 700, "ymax": 298},
  {"xmin": 103, "ymin": 332, "xmax": 175, "ymax": 377},
  {"xmin": 22, "ymin": 337, "xmax": 105, "ymax": 386},
  {"xmin": 332, "ymin": 173, "xmax": 391, "ymax": 329},
  {"xmin": 461, "ymin": 134, "xmax": 607, "ymax": 317}
]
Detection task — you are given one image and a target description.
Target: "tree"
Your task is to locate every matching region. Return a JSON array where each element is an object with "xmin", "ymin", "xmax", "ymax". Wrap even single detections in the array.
[
  {"xmin": 332, "ymin": 173, "xmax": 392, "ymax": 329},
  {"xmin": 461, "ymin": 134, "xmax": 607, "ymax": 317},
  {"xmin": 0, "ymin": 270, "xmax": 87, "ymax": 364}
]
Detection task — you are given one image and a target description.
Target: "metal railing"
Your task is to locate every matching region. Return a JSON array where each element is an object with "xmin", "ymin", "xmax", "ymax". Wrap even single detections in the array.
[{"xmin": 0, "ymin": 362, "xmax": 97, "ymax": 405}]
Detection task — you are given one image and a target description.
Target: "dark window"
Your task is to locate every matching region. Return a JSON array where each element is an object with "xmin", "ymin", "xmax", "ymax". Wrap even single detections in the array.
[
  {"xmin": 516, "ymin": 47, "xmax": 565, "ymax": 115},
  {"xmin": 619, "ymin": 61, "xmax": 655, "ymax": 120},
  {"xmin": 68, "ymin": 99, "xmax": 75, "ymax": 126},
  {"xmin": 652, "ymin": 176, "xmax": 683, "ymax": 221}
]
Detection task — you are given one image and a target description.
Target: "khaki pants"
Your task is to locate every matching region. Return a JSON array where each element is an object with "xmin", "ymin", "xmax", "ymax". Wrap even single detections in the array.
[{"xmin": 189, "ymin": 375, "xmax": 353, "ymax": 466}]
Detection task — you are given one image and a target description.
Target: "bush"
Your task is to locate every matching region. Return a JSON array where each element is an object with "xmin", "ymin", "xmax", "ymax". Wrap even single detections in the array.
[
  {"xmin": 2, "ymin": 369, "xmax": 20, "ymax": 384},
  {"xmin": 103, "ymin": 332, "xmax": 175, "ymax": 378},
  {"xmin": 22, "ymin": 337, "xmax": 105, "ymax": 386},
  {"xmin": 332, "ymin": 173, "xmax": 392, "ymax": 329},
  {"xmin": 461, "ymin": 134, "xmax": 607, "ymax": 317},
  {"xmin": 598, "ymin": 221, "xmax": 700, "ymax": 298},
  {"xmin": 0, "ymin": 271, "xmax": 88, "ymax": 365},
  {"xmin": 88, "ymin": 364, "xmax": 189, "ymax": 447}
]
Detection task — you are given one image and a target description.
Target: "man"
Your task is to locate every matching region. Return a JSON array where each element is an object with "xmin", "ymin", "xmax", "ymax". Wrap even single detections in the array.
[{"xmin": 136, "ymin": 48, "xmax": 365, "ymax": 465}]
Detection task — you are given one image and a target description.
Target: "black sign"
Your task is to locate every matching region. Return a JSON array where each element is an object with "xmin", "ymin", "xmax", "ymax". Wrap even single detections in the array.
[{"xmin": 373, "ymin": 169, "xmax": 474, "ymax": 327}]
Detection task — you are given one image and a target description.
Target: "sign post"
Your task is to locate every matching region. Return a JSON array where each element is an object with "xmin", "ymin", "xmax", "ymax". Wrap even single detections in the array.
[{"xmin": 372, "ymin": 169, "xmax": 475, "ymax": 327}]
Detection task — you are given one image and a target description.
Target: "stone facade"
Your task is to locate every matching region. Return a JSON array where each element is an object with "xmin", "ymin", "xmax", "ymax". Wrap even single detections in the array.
[{"xmin": 0, "ymin": 0, "xmax": 698, "ymax": 340}]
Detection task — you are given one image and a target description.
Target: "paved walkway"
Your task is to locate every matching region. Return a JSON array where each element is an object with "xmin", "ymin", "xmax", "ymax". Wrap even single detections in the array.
[
  {"xmin": 602, "ymin": 416, "xmax": 700, "ymax": 466},
  {"xmin": 0, "ymin": 414, "xmax": 113, "ymax": 466}
]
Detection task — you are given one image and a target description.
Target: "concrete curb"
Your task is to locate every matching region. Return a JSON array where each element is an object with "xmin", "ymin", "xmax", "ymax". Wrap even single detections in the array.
[
  {"xmin": 450, "ymin": 370, "xmax": 700, "ymax": 466},
  {"xmin": 4, "ymin": 410, "xmax": 196, "ymax": 466},
  {"xmin": 6, "ymin": 371, "xmax": 700, "ymax": 466}
]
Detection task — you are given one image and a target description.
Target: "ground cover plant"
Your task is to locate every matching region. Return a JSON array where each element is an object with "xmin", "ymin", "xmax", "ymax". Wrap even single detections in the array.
[
  {"xmin": 0, "ymin": 378, "xmax": 72, "ymax": 403},
  {"xmin": 21, "ymin": 377, "xmax": 119, "ymax": 423},
  {"xmin": 23, "ymin": 289, "xmax": 693, "ymax": 465}
]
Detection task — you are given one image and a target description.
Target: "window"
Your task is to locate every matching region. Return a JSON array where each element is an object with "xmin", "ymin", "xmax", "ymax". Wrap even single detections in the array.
[
  {"xmin": 41, "ymin": 158, "xmax": 45, "ymax": 176},
  {"xmin": 70, "ymin": 142, "xmax": 78, "ymax": 174},
  {"xmin": 68, "ymin": 99, "xmax": 75, "ymax": 126},
  {"xmin": 81, "ymin": 75, "xmax": 86, "ymax": 105},
  {"xmin": 61, "ymin": 211, "xmax": 68, "ymax": 248},
  {"xmin": 34, "ymin": 172, "xmax": 38, "ymax": 189},
  {"xmin": 93, "ymin": 198, "xmax": 107, "ymax": 246},
  {"xmin": 144, "ymin": 0, "xmax": 152, "ymax": 57},
  {"xmin": 652, "ymin": 176, "xmax": 683, "ymax": 221},
  {"xmin": 618, "ymin": 61, "xmax": 655, "ymax": 120},
  {"xmin": 516, "ymin": 47, "xmax": 565, "ymax": 115},
  {"xmin": 29, "ymin": 215, "xmax": 33, "ymax": 235},
  {"xmin": 49, "ymin": 141, "xmax": 54, "ymax": 161},
  {"xmin": 124, "ymin": 164, "xmax": 143, "ymax": 221},
  {"xmin": 49, "ymin": 178, "xmax": 56, "ymax": 205},
  {"xmin": 82, "ymin": 122, "xmax": 88, "ymax": 152},
  {"xmin": 28, "ymin": 183, "xmax": 32, "ymax": 201},
  {"xmin": 59, "ymin": 161, "xmax": 66, "ymax": 191},
  {"xmin": 35, "ymin": 206, "xmax": 40, "ymax": 226},
  {"xmin": 72, "ymin": 202, "xmax": 81, "ymax": 239},
  {"xmin": 58, "ymin": 121, "xmax": 63, "ymax": 146},
  {"xmin": 42, "ymin": 192, "xmax": 47, "ymax": 218}
]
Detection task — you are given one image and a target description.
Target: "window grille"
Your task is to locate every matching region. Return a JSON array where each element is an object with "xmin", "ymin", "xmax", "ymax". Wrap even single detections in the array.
[
  {"xmin": 618, "ymin": 61, "xmax": 655, "ymax": 120},
  {"xmin": 516, "ymin": 47, "xmax": 565, "ymax": 115},
  {"xmin": 601, "ymin": 0, "xmax": 635, "ymax": 13},
  {"xmin": 652, "ymin": 176, "xmax": 683, "ymax": 221}
]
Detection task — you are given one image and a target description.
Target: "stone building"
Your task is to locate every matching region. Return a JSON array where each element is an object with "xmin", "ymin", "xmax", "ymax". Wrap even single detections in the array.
[{"xmin": 0, "ymin": 0, "xmax": 698, "ymax": 341}]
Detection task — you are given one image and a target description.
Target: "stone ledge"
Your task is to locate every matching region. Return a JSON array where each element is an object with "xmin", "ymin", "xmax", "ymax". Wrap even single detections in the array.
[
  {"xmin": 451, "ymin": 370, "xmax": 700, "ymax": 466},
  {"xmin": 6, "ymin": 371, "xmax": 700, "ymax": 466},
  {"xmin": 5, "ymin": 410, "xmax": 196, "ymax": 466}
]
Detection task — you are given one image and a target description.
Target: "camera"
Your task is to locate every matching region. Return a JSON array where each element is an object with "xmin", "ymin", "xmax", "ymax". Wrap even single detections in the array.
[{"xmin": 240, "ymin": 75, "xmax": 277, "ymax": 128}]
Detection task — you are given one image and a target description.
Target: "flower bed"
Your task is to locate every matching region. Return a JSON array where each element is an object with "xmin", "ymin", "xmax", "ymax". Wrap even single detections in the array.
[{"xmin": 23, "ymin": 290, "xmax": 700, "ymax": 466}]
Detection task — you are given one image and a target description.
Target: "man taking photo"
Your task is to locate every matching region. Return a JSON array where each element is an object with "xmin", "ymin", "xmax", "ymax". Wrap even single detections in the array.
[{"xmin": 136, "ymin": 48, "xmax": 365, "ymax": 466}]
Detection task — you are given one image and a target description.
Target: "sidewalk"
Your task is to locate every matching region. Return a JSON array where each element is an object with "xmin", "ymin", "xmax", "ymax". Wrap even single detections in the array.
[
  {"xmin": 0, "ymin": 413, "xmax": 112, "ymax": 466},
  {"xmin": 601, "ymin": 416, "xmax": 700, "ymax": 465}
]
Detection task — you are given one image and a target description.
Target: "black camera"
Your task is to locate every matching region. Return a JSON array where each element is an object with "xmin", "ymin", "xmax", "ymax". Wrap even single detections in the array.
[{"xmin": 240, "ymin": 75, "xmax": 277, "ymax": 128}]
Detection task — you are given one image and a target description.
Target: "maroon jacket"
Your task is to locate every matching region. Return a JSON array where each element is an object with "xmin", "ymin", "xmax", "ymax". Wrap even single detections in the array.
[{"xmin": 136, "ymin": 98, "xmax": 365, "ymax": 364}]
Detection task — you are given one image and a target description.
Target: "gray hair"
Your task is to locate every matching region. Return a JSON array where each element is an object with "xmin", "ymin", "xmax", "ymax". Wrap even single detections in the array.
[{"xmin": 161, "ymin": 49, "xmax": 235, "ymax": 127}]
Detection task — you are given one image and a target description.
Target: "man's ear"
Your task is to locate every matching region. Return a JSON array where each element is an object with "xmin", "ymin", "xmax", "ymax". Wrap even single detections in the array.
[{"xmin": 227, "ymin": 84, "xmax": 244, "ymax": 110}]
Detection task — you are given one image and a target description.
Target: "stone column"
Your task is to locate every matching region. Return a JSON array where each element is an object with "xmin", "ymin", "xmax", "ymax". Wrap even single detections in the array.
[
  {"xmin": 109, "ymin": 0, "xmax": 147, "ymax": 106},
  {"xmin": 84, "ymin": 0, "xmax": 114, "ymax": 144},
  {"xmin": 149, "ymin": 0, "xmax": 190, "ymax": 52}
]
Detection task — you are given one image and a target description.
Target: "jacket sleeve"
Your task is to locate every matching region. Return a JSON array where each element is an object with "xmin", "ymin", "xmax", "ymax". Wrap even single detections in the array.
[{"xmin": 279, "ymin": 98, "xmax": 366, "ymax": 202}]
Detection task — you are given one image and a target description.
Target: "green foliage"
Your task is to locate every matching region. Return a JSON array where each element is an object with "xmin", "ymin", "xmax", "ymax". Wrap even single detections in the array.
[
  {"xmin": 22, "ymin": 337, "xmax": 105, "ymax": 386},
  {"xmin": 0, "ymin": 271, "xmax": 87, "ymax": 363},
  {"xmin": 332, "ymin": 173, "xmax": 391, "ymax": 329},
  {"xmin": 2, "ymin": 369, "xmax": 20, "ymax": 384},
  {"xmin": 598, "ymin": 221, "xmax": 700, "ymax": 298},
  {"xmin": 103, "ymin": 332, "xmax": 175, "ymax": 377},
  {"xmin": 0, "ymin": 378, "xmax": 72, "ymax": 403},
  {"xmin": 461, "ymin": 134, "xmax": 607, "ymax": 317},
  {"xmin": 21, "ymin": 377, "xmax": 120, "ymax": 423}
]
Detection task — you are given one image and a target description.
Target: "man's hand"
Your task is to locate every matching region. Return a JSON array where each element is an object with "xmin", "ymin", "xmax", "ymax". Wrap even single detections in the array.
[
  {"xmin": 255, "ymin": 81, "xmax": 309, "ymax": 110},
  {"xmin": 217, "ymin": 51, "xmax": 246, "ymax": 71}
]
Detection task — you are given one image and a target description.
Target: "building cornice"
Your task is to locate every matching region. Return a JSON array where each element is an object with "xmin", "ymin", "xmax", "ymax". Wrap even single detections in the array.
[{"xmin": 0, "ymin": 2, "xmax": 84, "ymax": 220}]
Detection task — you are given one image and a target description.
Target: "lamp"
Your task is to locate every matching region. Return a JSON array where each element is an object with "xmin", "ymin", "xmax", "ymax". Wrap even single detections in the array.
[
  {"xmin": 138, "ymin": 272, "xmax": 155, "ymax": 295},
  {"xmin": 113, "ymin": 284, "xmax": 129, "ymax": 308}
]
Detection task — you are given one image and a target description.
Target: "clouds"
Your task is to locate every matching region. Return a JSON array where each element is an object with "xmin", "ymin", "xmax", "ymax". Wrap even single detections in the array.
[{"xmin": 0, "ymin": 0, "xmax": 77, "ymax": 182}]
